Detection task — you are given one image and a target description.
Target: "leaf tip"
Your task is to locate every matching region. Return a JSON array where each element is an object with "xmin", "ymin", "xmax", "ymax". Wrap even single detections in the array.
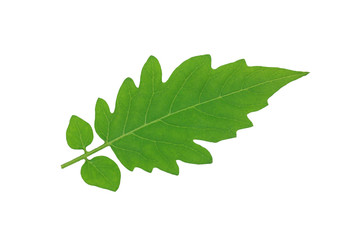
[
  {"xmin": 108, "ymin": 185, "xmax": 120, "ymax": 192},
  {"xmin": 124, "ymin": 77, "xmax": 135, "ymax": 85},
  {"xmin": 148, "ymin": 55, "xmax": 158, "ymax": 61},
  {"xmin": 302, "ymin": 71, "xmax": 310, "ymax": 76},
  {"xmin": 296, "ymin": 71, "xmax": 310, "ymax": 77},
  {"xmin": 239, "ymin": 58, "xmax": 247, "ymax": 66},
  {"xmin": 95, "ymin": 97, "xmax": 105, "ymax": 106},
  {"xmin": 201, "ymin": 54, "xmax": 212, "ymax": 62},
  {"xmin": 69, "ymin": 115, "xmax": 79, "ymax": 121},
  {"xmin": 144, "ymin": 55, "xmax": 161, "ymax": 68}
]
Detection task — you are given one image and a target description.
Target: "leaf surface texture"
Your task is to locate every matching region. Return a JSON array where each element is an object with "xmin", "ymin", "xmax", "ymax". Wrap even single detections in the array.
[
  {"xmin": 66, "ymin": 115, "xmax": 93, "ymax": 150},
  {"xmin": 81, "ymin": 156, "xmax": 120, "ymax": 191},
  {"xmin": 94, "ymin": 55, "xmax": 308, "ymax": 175}
]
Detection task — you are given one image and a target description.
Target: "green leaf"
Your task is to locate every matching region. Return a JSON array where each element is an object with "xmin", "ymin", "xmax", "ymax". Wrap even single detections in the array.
[
  {"xmin": 61, "ymin": 55, "xmax": 309, "ymax": 191},
  {"xmin": 66, "ymin": 115, "xmax": 93, "ymax": 150},
  {"xmin": 95, "ymin": 98, "xmax": 112, "ymax": 142},
  {"xmin": 101, "ymin": 55, "xmax": 308, "ymax": 175},
  {"xmin": 81, "ymin": 156, "xmax": 121, "ymax": 191}
]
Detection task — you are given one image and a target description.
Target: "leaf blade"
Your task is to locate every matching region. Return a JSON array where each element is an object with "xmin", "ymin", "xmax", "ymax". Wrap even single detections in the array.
[
  {"xmin": 81, "ymin": 156, "xmax": 121, "ymax": 191},
  {"xmin": 66, "ymin": 115, "xmax": 93, "ymax": 150},
  {"xmin": 103, "ymin": 56, "xmax": 308, "ymax": 174},
  {"xmin": 95, "ymin": 98, "xmax": 112, "ymax": 142}
]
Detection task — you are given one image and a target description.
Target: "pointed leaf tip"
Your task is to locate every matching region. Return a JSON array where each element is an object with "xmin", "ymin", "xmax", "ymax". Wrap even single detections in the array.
[
  {"xmin": 147, "ymin": 55, "xmax": 158, "ymax": 61},
  {"xmin": 292, "ymin": 71, "xmax": 309, "ymax": 79},
  {"xmin": 302, "ymin": 71, "xmax": 310, "ymax": 76}
]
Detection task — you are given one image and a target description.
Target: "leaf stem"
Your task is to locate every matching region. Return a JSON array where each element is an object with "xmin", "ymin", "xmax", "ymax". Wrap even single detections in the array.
[{"xmin": 61, "ymin": 143, "xmax": 109, "ymax": 169}]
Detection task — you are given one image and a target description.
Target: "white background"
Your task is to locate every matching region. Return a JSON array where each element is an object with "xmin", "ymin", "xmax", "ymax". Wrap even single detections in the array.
[{"xmin": 0, "ymin": 0, "xmax": 359, "ymax": 239}]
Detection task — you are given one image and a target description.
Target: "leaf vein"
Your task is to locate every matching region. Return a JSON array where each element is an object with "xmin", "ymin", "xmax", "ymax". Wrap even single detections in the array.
[
  {"xmin": 122, "ymin": 90, "xmax": 132, "ymax": 134},
  {"xmin": 168, "ymin": 62, "xmax": 205, "ymax": 113},
  {"xmin": 144, "ymin": 70, "xmax": 155, "ymax": 124},
  {"xmin": 111, "ymin": 144, "xmax": 149, "ymax": 161},
  {"xmin": 108, "ymin": 73, "xmax": 301, "ymax": 147},
  {"xmin": 160, "ymin": 119, "xmax": 232, "ymax": 132}
]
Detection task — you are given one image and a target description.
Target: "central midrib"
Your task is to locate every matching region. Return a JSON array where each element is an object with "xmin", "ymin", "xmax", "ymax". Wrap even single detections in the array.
[{"xmin": 105, "ymin": 74, "xmax": 300, "ymax": 147}]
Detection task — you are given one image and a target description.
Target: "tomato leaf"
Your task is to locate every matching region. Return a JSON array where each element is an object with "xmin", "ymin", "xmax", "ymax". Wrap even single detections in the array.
[
  {"xmin": 81, "ymin": 156, "xmax": 120, "ymax": 192},
  {"xmin": 66, "ymin": 115, "xmax": 93, "ymax": 150},
  {"xmin": 61, "ymin": 55, "xmax": 308, "ymax": 191}
]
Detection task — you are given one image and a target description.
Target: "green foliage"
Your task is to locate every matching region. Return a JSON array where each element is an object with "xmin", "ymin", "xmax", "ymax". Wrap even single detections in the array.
[
  {"xmin": 81, "ymin": 156, "xmax": 121, "ymax": 192},
  {"xmin": 66, "ymin": 115, "xmax": 93, "ymax": 150},
  {"xmin": 62, "ymin": 55, "xmax": 308, "ymax": 191}
]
